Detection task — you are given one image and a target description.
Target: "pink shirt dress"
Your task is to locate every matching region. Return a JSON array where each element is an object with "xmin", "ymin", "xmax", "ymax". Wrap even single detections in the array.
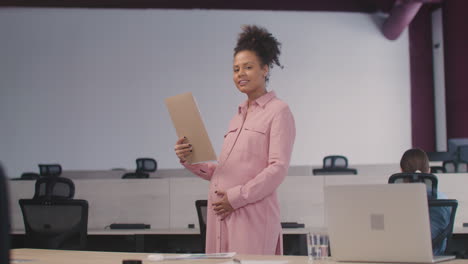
[{"xmin": 183, "ymin": 91, "xmax": 296, "ymax": 255}]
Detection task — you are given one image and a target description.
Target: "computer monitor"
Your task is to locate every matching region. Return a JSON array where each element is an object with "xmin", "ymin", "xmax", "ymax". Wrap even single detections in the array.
[
  {"xmin": 0, "ymin": 163, "xmax": 10, "ymax": 264},
  {"xmin": 447, "ymin": 138, "xmax": 468, "ymax": 161}
]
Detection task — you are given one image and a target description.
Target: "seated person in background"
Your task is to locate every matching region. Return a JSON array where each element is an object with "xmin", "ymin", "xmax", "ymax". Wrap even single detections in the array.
[{"xmin": 399, "ymin": 148, "xmax": 451, "ymax": 256}]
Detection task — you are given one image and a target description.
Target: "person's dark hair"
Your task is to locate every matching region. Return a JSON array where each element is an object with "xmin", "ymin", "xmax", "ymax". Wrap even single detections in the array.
[
  {"xmin": 234, "ymin": 25, "xmax": 282, "ymax": 81},
  {"xmin": 400, "ymin": 148, "xmax": 430, "ymax": 173}
]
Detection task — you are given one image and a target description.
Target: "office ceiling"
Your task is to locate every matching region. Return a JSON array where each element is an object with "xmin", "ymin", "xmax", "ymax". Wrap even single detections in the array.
[{"xmin": 0, "ymin": 0, "xmax": 396, "ymax": 13}]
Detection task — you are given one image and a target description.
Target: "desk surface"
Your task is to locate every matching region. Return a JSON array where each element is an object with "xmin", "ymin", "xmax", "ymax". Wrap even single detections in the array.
[
  {"xmin": 454, "ymin": 227, "xmax": 468, "ymax": 235},
  {"xmin": 11, "ymin": 227, "xmax": 312, "ymax": 235},
  {"xmin": 11, "ymin": 248, "xmax": 309, "ymax": 264},
  {"xmin": 11, "ymin": 248, "xmax": 468, "ymax": 264}
]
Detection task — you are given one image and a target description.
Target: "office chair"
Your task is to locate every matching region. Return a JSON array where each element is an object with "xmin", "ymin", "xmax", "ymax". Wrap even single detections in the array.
[
  {"xmin": 122, "ymin": 158, "xmax": 157, "ymax": 179},
  {"xmin": 459, "ymin": 162, "xmax": 468, "ymax": 173},
  {"xmin": 195, "ymin": 200, "xmax": 208, "ymax": 253},
  {"xmin": 443, "ymin": 160, "xmax": 468, "ymax": 173},
  {"xmin": 136, "ymin": 158, "xmax": 158, "ymax": 172},
  {"xmin": 428, "ymin": 199, "xmax": 458, "ymax": 255},
  {"xmin": 19, "ymin": 198, "xmax": 89, "ymax": 250},
  {"xmin": 443, "ymin": 161, "xmax": 457, "ymax": 173},
  {"xmin": 452, "ymin": 160, "xmax": 468, "ymax": 173},
  {"xmin": 388, "ymin": 172, "xmax": 438, "ymax": 199},
  {"xmin": 0, "ymin": 164, "xmax": 10, "ymax": 264},
  {"xmin": 33, "ymin": 177, "xmax": 75, "ymax": 200},
  {"xmin": 312, "ymin": 155, "xmax": 357, "ymax": 175},
  {"xmin": 38, "ymin": 164, "xmax": 62, "ymax": 177}
]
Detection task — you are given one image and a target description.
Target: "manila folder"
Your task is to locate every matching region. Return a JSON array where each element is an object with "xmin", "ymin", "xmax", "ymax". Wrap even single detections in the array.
[{"xmin": 165, "ymin": 92, "xmax": 217, "ymax": 164}]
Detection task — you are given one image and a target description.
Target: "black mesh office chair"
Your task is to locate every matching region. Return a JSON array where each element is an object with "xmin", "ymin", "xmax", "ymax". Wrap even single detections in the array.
[
  {"xmin": 122, "ymin": 158, "xmax": 157, "ymax": 179},
  {"xmin": 0, "ymin": 164, "xmax": 10, "ymax": 264},
  {"xmin": 136, "ymin": 158, "xmax": 158, "ymax": 172},
  {"xmin": 195, "ymin": 200, "xmax": 208, "ymax": 253},
  {"xmin": 19, "ymin": 199, "xmax": 89, "ymax": 250},
  {"xmin": 429, "ymin": 199, "xmax": 458, "ymax": 255},
  {"xmin": 388, "ymin": 172, "xmax": 438, "ymax": 199},
  {"xmin": 443, "ymin": 161, "xmax": 456, "ymax": 173},
  {"xmin": 38, "ymin": 164, "xmax": 62, "ymax": 177},
  {"xmin": 313, "ymin": 155, "xmax": 357, "ymax": 175},
  {"xmin": 458, "ymin": 162, "xmax": 468, "ymax": 173},
  {"xmin": 33, "ymin": 177, "xmax": 75, "ymax": 200},
  {"xmin": 443, "ymin": 160, "xmax": 468, "ymax": 173}
]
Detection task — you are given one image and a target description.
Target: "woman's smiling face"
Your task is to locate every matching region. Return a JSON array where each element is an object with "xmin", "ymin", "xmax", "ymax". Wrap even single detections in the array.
[{"xmin": 233, "ymin": 50, "xmax": 269, "ymax": 100}]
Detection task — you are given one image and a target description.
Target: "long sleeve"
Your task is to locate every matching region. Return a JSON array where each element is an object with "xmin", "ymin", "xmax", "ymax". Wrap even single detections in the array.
[
  {"xmin": 182, "ymin": 161, "xmax": 217, "ymax": 181},
  {"xmin": 226, "ymin": 106, "xmax": 295, "ymax": 209}
]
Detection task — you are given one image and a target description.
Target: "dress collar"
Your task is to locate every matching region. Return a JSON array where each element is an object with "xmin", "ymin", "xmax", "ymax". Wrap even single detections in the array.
[{"xmin": 237, "ymin": 91, "xmax": 276, "ymax": 114}]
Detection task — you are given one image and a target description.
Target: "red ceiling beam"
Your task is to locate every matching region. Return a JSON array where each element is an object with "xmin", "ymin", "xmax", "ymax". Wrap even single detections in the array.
[
  {"xmin": 382, "ymin": 0, "xmax": 423, "ymax": 40},
  {"xmin": 382, "ymin": 0, "xmax": 442, "ymax": 40}
]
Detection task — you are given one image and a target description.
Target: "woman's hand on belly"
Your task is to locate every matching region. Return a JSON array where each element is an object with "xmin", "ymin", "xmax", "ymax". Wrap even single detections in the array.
[{"xmin": 212, "ymin": 190, "xmax": 234, "ymax": 220}]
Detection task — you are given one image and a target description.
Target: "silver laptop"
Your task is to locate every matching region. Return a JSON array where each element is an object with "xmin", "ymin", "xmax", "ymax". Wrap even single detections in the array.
[{"xmin": 324, "ymin": 184, "xmax": 455, "ymax": 263}]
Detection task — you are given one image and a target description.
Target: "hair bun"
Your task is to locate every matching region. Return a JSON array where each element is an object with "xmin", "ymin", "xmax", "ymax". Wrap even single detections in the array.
[{"xmin": 234, "ymin": 25, "xmax": 283, "ymax": 73}]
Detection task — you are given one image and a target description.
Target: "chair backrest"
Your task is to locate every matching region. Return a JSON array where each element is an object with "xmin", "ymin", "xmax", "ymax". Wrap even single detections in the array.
[
  {"xmin": 38, "ymin": 164, "xmax": 62, "ymax": 177},
  {"xmin": 313, "ymin": 155, "xmax": 357, "ymax": 175},
  {"xmin": 428, "ymin": 199, "xmax": 458, "ymax": 255},
  {"xmin": 457, "ymin": 161, "xmax": 468, "ymax": 173},
  {"xmin": 0, "ymin": 164, "xmax": 10, "ymax": 264},
  {"xmin": 388, "ymin": 173, "xmax": 438, "ymax": 199},
  {"xmin": 121, "ymin": 172, "xmax": 149, "ymax": 179},
  {"xmin": 33, "ymin": 177, "xmax": 75, "ymax": 200},
  {"xmin": 195, "ymin": 200, "xmax": 207, "ymax": 252},
  {"xmin": 19, "ymin": 198, "xmax": 88, "ymax": 250},
  {"xmin": 443, "ymin": 160, "xmax": 468, "ymax": 173},
  {"xmin": 136, "ymin": 158, "xmax": 157, "ymax": 173},
  {"xmin": 323, "ymin": 155, "xmax": 348, "ymax": 168},
  {"xmin": 443, "ymin": 161, "xmax": 457, "ymax": 173}
]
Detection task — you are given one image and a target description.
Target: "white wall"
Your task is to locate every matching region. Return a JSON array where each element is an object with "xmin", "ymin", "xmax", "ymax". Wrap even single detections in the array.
[{"xmin": 0, "ymin": 8, "xmax": 411, "ymax": 177}]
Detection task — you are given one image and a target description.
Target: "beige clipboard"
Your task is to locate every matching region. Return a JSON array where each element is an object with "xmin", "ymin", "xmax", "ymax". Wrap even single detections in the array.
[{"xmin": 165, "ymin": 92, "xmax": 217, "ymax": 164}]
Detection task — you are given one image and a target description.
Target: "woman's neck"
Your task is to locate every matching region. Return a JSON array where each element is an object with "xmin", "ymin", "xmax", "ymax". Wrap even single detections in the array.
[{"xmin": 247, "ymin": 89, "xmax": 267, "ymax": 106}]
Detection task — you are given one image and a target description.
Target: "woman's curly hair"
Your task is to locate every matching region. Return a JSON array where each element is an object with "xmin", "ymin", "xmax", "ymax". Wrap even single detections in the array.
[{"xmin": 234, "ymin": 25, "xmax": 283, "ymax": 77}]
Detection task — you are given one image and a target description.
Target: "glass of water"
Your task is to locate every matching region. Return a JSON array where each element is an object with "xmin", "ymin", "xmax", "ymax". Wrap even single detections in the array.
[{"xmin": 307, "ymin": 232, "xmax": 329, "ymax": 261}]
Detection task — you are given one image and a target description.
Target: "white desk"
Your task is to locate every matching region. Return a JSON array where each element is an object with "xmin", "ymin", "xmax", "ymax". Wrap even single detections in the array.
[
  {"xmin": 12, "ymin": 227, "xmax": 311, "ymax": 235},
  {"xmin": 11, "ymin": 248, "xmax": 310, "ymax": 264},
  {"xmin": 10, "ymin": 248, "xmax": 468, "ymax": 264},
  {"xmin": 11, "ymin": 227, "xmax": 312, "ymax": 254}
]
